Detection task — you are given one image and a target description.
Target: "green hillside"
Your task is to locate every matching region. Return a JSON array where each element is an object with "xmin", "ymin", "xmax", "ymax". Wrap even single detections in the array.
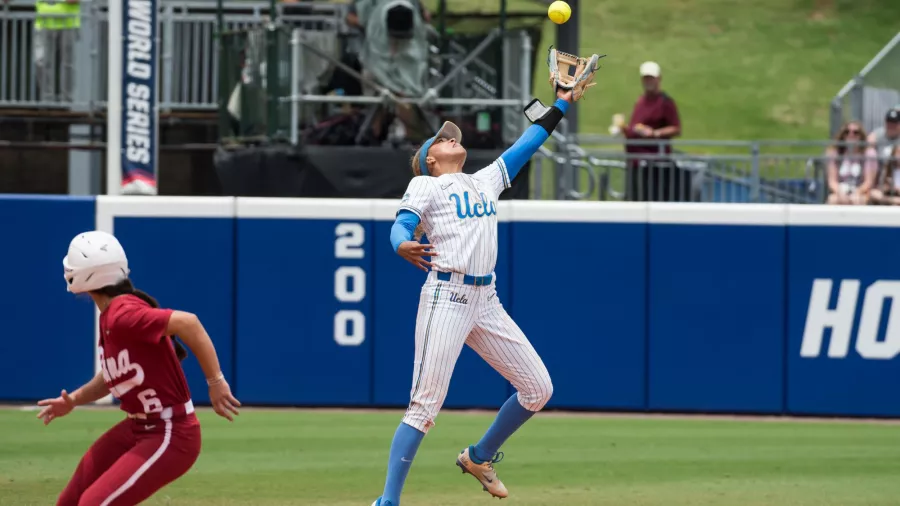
[{"xmin": 426, "ymin": 0, "xmax": 900, "ymax": 141}]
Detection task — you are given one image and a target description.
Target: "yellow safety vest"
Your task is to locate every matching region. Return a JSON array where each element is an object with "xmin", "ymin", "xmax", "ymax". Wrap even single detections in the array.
[{"xmin": 35, "ymin": 1, "xmax": 81, "ymax": 31}]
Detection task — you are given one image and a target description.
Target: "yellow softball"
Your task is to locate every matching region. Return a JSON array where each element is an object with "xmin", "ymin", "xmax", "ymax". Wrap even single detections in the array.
[{"xmin": 548, "ymin": 0, "xmax": 571, "ymax": 24}]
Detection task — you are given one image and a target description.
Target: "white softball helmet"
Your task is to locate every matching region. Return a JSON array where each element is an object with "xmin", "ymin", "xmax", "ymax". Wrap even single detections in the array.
[{"xmin": 63, "ymin": 231, "xmax": 130, "ymax": 293}]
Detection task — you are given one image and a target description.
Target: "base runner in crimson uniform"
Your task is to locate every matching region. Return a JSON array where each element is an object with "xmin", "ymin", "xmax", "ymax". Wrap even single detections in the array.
[{"xmin": 37, "ymin": 231, "xmax": 241, "ymax": 506}]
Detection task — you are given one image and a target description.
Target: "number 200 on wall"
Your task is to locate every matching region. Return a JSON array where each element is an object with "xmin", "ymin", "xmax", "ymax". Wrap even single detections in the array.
[{"xmin": 334, "ymin": 223, "xmax": 366, "ymax": 346}]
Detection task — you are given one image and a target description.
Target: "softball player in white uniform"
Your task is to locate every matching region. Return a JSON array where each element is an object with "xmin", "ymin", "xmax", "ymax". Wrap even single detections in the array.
[{"xmin": 371, "ymin": 89, "xmax": 573, "ymax": 506}]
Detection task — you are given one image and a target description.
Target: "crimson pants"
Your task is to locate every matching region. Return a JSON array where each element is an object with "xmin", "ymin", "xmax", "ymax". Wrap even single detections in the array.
[{"xmin": 58, "ymin": 414, "xmax": 201, "ymax": 506}]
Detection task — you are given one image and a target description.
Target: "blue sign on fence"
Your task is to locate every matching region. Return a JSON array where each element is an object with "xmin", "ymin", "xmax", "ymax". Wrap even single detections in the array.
[{"xmin": 787, "ymin": 216, "xmax": 900, "ymax": 417}]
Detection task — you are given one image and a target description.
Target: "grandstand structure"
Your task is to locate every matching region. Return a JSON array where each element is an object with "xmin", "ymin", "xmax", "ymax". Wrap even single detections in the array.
[
  {"xmin": 0, "ymin": 0, "xmax": 896, "ymax": 203},
  {"xmin": 831, "ymin": 32, "xmax": 900, "ymax": 138}
]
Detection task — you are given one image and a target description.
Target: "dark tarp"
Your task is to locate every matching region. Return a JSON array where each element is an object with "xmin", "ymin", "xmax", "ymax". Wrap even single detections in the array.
[{"xmin": 214, "ymin": 143, "xmax": 530, "ymax": 200}]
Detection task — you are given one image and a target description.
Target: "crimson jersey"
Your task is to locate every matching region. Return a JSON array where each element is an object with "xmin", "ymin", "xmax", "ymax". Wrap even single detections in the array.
[{"xmin": 98, "ymin": 295, "xmax": 192, "ymax": 415}]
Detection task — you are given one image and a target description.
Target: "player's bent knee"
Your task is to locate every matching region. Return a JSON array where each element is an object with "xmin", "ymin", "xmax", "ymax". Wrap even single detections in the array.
[
  {"xmin": 519, "ymin": 376, "xmax": 553, "ymax": 412},
  {"xmin": 536, "ymin": 378, "xmax": 554, "ymax": 410}
]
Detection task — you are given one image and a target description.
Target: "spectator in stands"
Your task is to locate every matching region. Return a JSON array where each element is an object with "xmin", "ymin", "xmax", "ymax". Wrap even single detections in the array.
[
  {"xmin": 869, "ymin": 144, "xmax": 900, "ymax": 206},
  {"xmin": 34, "ymin": 0, "xmax": 81, "ymax": 103},
  {"xmin": 345, "ymin": 0, "xmax": 430, "ymax": 142},
  {"xmin": 613, "ymin": 61, "xmax": 685, "ymax": 202},
  {"xmin": 867, "ymin": 107, "xmax": 900, "ymax": 168},
  {"xmin": 826, "ymin": 121, "xmax": 876, "ymax": 205}
]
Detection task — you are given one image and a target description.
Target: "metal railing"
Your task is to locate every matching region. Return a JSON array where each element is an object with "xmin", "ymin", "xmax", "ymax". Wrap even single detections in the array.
[
  {"xmin": 2, "ymin": 0, "xmax": 528, "ymax": 137},
  {"xmin": 0, "ymin": 0, "xmax": 347, "ymax": 111},
  {"xmin": 218, "ymin": 22, "xmax": 534, "ymax": 146},
  {"xmin": 831, "ymin": 31, "xmax": 900, "ymax": 136},
  {"xmin": 525, "ymin": 138, "xmax": 875, "ymax": 203},
  {"xmin": 530, "ymin": 151, "xmax": 828, "ymax": 203}
]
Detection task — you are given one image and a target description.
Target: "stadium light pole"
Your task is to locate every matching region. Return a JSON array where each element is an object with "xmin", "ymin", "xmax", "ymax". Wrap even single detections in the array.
[
  {"xmin": 556, "ymin": 0, "xmax": 578, "ymax": 133},
  {"xmin": 216, "ymin": 0, "xmax": 223, "ymax": 40},
  {"xmin": 497, "ymin": 0, "xmax": 506, "ymax": 92},
  {"xmin": 216, "ymin": 0, "xmax": 227, "ymax": 139},
  {"xmin": 495, "ymin": 0, "xmax": 507, "ymax": 145},
  {"xmin": 266, "ymin": 0, "xmax": 279, "ymax": 136},
  {"xmin": 438, "ymin": 0, "xmax": 448, "ymax": 78}
]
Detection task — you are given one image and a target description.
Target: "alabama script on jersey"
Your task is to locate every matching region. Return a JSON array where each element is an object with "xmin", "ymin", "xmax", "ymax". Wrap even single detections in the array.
[
  {"xmin": 399, "ymin": 158, "xmax": 511, "ymax": 276},
  {"xmin": 99, "ymin": 295, "xmax": 191, "ymax": 415}
]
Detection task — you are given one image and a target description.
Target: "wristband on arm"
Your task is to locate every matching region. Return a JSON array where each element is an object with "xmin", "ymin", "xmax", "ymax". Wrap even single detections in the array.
[
  {"xmin": 523, "ymin": 98, "xmax": 568, "ymax": 134},
  {"xmin": 207, "ymin": 372, "xmax": 225, "ymax": 386}
]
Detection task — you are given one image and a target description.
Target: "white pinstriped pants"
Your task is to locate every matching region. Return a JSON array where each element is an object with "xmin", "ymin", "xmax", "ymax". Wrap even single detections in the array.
[{"xmin": 402, "ymin": 272, "xmax": 553, "ymax": 433}]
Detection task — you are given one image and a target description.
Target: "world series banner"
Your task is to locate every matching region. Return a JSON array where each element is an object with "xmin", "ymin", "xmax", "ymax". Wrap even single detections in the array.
[{"xmin": 119, "ymin": 0, "xmax": 159, "ymax": 195}]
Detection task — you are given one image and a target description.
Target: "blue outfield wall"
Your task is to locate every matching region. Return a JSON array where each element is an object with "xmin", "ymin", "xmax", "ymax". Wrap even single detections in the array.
[
  {"xmin": 646, "ymin": 205, "xmax": 787, "ymax": 414},
  {"xmin": 0, "ymin": 196, "xmax": 96, "ymax": 401},
  {"xmin": 5, "ymin": 195, "xmax": 900, "ymax": 418}
]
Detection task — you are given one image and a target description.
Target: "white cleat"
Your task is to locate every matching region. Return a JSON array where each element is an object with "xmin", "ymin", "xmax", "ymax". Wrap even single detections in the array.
[{"xmin": 456, "ymin": 446, "xmax": 509, "ymax": 499}]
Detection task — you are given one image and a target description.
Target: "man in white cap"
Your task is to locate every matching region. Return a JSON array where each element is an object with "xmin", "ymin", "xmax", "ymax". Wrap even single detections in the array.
[{"xmin": 615, "ymin": 61, "xmax": 685, "ymax": 201}]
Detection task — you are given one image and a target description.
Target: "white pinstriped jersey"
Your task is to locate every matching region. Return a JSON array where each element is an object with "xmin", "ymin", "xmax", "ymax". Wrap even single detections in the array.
[{"xmin": 399, "ymin": 158, "xmax": 511, "ymax": 276}]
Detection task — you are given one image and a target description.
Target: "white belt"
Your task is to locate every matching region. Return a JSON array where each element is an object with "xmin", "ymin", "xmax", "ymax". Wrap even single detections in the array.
[{"xmin": 127, "ymin": 400, "xmax": 194, "ymax": 420}]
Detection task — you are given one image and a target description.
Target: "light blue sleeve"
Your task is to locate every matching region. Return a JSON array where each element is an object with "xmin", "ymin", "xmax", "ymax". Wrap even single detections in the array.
[
  {"xmin": 499, "ymin": 98, "xmax": 570, "ymax": 181},
  {"xmin": 390, "ymin": 210, "xmax": 421, "ymax": 252}
]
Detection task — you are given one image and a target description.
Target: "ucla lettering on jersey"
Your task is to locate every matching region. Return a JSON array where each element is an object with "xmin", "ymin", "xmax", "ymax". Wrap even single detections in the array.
[
  {"xmin": 398, "ymin": 159, "xmax": 511, "ymax": 276},
  {"xmin": 449, "ymin": 191, "xmax": 497, "ymax": 219}
]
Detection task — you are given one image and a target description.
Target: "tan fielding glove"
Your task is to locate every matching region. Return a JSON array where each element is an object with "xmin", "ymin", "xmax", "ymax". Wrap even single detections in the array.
[{"xmin": 548, "ymin": 47, "xmax": 604, "ymax": 101}]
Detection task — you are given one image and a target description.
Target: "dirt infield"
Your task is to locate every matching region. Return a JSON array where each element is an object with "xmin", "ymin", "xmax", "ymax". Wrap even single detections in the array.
[{"xmin": 5, "ymin": 403, "xmax": 900, "ymax": 425}]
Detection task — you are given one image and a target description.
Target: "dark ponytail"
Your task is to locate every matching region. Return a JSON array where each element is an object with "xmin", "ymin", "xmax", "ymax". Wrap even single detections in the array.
[{"xmin": 94, "ymin": 279, "xmax": 189, "ymax": 361}]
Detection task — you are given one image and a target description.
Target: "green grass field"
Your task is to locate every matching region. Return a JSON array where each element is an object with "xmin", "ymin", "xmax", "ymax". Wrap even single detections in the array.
[
  {"xmin": 427, "ymin": 0, "xmax": 900, "ymax": 144},
  {"xmin": 3, "ymin": 407, "xmax": 900, "ymax": 505}
]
